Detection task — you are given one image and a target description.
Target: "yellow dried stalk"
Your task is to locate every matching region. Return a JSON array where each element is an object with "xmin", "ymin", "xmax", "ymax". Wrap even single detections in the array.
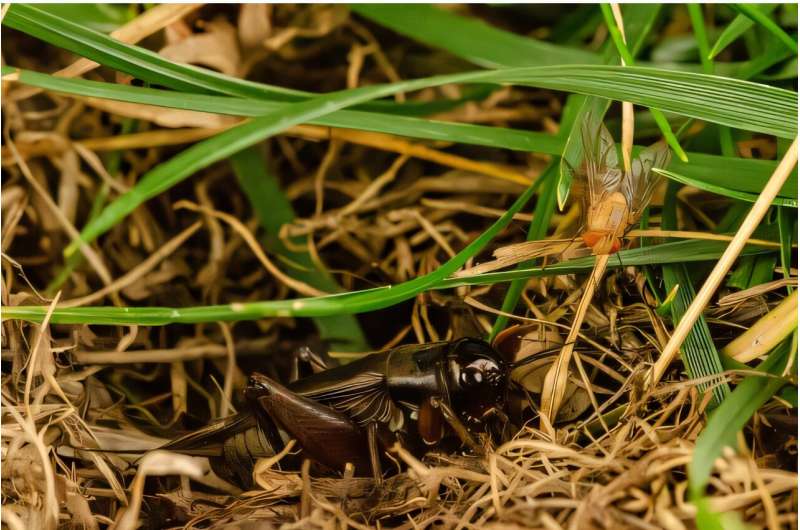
[
  {"xmin": 723, "ymin": 289, "xmax": 798, "ymax": 363},
  {"xmin": 650, "ymin": 137, "xmax": 798, "ymax": 385}
]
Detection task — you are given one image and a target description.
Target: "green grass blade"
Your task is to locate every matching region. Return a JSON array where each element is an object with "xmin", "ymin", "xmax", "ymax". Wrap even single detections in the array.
[
  {"xmin": 30, "ymin": 60, "xmax": 791, "ymax": 258},
  {"xmin": 558, "ymin": 4, "xmax": 662, "ymax": 207},
  {"xmin": 7, "ymin": 66, "xmax": 793, "ymax": 207},
  {"xmin": 9, "ymin": 3, "xmax": 794, "ymax": 133},
  {"xmin": 601, "ymin": 5, "xmax": 685, "ymax": 162},
  {"xmin": 687, "ymin": 4, "xmax": 714, "ymax": 74},
  {"xmin": 6, "ymin": 64, "xmax": 793, "ymax": 201},
  {"xmin": 37, "ymin": 3, "xmax": 133, "ymax": 32},
  {"xmin": 654, "ymin": 168, "xmax": 798, "ymax": 207},
  {"xmin": 709, "ymin": 4, "xmax": 780, "ymax": 59},
  {"xmin": 5, "ymin": 63, "xmax": 796, "ymax": 140},
  {"xmin": 488, "ymin": 162, "xmax": 558, "ymax": 341},
  {"xmin": 2, "ymin": 4, "xmax": 302, "ymax": 99},
  {"xmin": 350, "ymin": 4, "xmax": 601, "ymax": 68},
  {"xmin": 2, "ymin": 4, "xmax": 429, "ymax": 116},
  {"xmin": 777, "ymin": 206, "xmax": 796, "ymax": 287},
  {"xmin": 230, "ymin": 147, "xmax": 367, "ymax": 352},
  {"xmin": 688, "ymin": 336, "xmax": 794, "ymax": 497},
  {"xmin": 731, "ymin": 4, "xmax": 798, "ymax": 54},
  {"xmin": 660, "ymin": 182, "xmax": 730, "ymax": 407},
  {"xmin": 7, "ymin": 180, "xmax": 540, "ymax": 325},
  {"xmin": 489, "ymin": 94, "xmax": 585, "ymax": 339},
  {"xmin": 1, "ymin": 65, "xmax": 562, "ymax": 155},
  {"xmin": 5, "ymin": 238, "xmax": 774, "ymax": 326}
]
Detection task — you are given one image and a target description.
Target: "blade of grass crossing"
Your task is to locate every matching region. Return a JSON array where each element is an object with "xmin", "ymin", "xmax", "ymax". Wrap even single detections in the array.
[
  {"xmin": 5, "ymin": 64, "xmax": 797, "ymax": 203},
  {"xmin": 708, "ymin": 4, "xmax": 780, "ymax": 59},
  {"xmin": 599, "ymin": 3, "xmax": 687, "ymax": 162},
  {"xmin": 661, "ymin": 181, "xmax": 729, "ymax": 406},
  {"xmin": 230, "ymin": 147, "xmax": 368, "ymax": 352},
  {"xmin": 558, "ymin": 4, "xmax": 663, "ymax": 207},
  {"xmin": 3, "ymin": 238, "xmax": 777, "ymax": 326},
  {"xmin": 731, "ymin": 4, "xmax": 798, "ymax": 53},
  {"xmin": 488, "ymin": 162, "xmax": 558, "ymax": 341},
  {"xmin": 777, "ymin": 206, "xmax": 796, "ymax": 290},
  {"xmin": 57, "ymin": 62, "xmax": 795, "ymax": 258},
  {"xmin": 688, "ymin": 335, "xmax": 794, "ymax": 499}
]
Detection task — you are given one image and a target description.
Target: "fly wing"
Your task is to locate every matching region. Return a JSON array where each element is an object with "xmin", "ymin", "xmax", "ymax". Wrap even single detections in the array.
[
  {"xmin": 622, "ymin": 140, "xmax": 672, "ymax": 223},
  {"xmin": 579, "ymin": 111, "xmax": 623, "ymax": 207}
]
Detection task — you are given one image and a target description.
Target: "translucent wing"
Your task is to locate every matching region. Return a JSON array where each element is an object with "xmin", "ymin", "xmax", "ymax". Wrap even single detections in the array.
[
  {"xmin": 622, "ymin": 140, "xmax": 672, "ymax": 223},
  {"xmin": 580, "ymin": 111, "xmax": 623, "ymax": 207}
]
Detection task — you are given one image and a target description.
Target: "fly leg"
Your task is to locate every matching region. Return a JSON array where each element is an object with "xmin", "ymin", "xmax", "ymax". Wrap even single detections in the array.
[
  {"xmin": 246, "ymin": 373, "xmax": 373, "ymax": 475},
  {"xmin": 428, "ymin": 397, "xmax": 483, "ymax": 454}
]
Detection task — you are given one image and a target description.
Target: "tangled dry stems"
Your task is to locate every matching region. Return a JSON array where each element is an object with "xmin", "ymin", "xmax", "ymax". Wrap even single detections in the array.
[{"xmin": 1, "ymin": 4, "xmax": 796, "ymax": 530}]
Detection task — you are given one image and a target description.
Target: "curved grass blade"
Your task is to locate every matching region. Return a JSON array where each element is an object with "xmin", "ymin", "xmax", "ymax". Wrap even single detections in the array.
[
  {"xmin": 4, "ymin": 238, "xmax": 774, "ymax": 326},
  {"xmin": 230, "ymin": 147, "xmax": 367, "ymax": 352},
  {"xmin": 7, "ymin": 64, "xmax": 793, "ymax": 207},
  {"xmin": 1, "ymin": 65, "xmax": 562, "ymax": 155},
  {"xmin": 2, "ymin": 4, "xmax": 438, "ymax": 116},
  {"xmin": 4, "ymin": 4, "xmax": 796, "ymax": 138},
  {"xmin": 688, "ymin": 336, "xmax": 794, "ymax": 497},
  {"xmin": 35, "ymin": 61, "xmax": 791, "ymax": 257},
  {"xmin": 2, "ymin": 4, "xmax": 302, "ymax": 99},
  {"xmin": 6, "ymin": 65, "xmax": 794, "ymax": 194},
  {"xmin": 8, "ymin": 181, "xmax": 540, "ymax": 326},
  {"xmin": 731, "ymin": 4, "xmax": 798, "ymax": 54},
  {"xmin": 350, "ymin": 4, "xmax": 601, "ymax": 68},
  {"xmin": 4, "ymin": 65, "xmax": 795, "ymax": 141},
  {"xmin": 654, "ymin": 168, "xmax": 798, "ymax": 207},
  {"xmin": 709, "ymin": 4, "xmax": 780, "ymax": 59},
  {"xmin": 599, "ymin": 3, "xmax": 688, "ymax": 162}
]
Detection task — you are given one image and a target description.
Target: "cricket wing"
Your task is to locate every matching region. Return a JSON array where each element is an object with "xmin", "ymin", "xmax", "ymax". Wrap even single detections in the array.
[
  {"xmin": 158, "ymin": 411, "xmax": 257, "ymax": 456},
  {"xmin": 250, "ymin": 374, "xmax": 372, "ymax": 473},
  {"xmin": 290, "ymin": 360, "xmax": 398, "ymax": 427},
  {"xmin": 622, "ymin": 140, "xmax": 672, "ymax": 223}
]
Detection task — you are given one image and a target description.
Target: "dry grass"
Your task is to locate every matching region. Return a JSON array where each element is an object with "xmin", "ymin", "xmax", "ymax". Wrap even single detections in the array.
[{"xmin": 1, "ymin": 5, "xmax": 796, "ymax": 530}]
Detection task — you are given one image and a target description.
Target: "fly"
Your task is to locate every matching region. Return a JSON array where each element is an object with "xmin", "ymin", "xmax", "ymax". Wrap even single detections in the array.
[{"xmin": 458, "ymin": 110, "xmax": 671, "ymax": 277}]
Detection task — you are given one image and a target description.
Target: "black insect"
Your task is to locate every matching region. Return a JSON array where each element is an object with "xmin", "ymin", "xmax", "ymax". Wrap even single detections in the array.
[{"xmin": 160, "ymin": 338, "xmax": 514, "ymax": 487}]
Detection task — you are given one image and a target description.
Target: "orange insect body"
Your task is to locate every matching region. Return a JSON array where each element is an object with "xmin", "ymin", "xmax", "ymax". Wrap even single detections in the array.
[
  {"xmin": 572, "ymin": 112, "xmax": 672, "ymax": 257},
  {"xmin": 582, "ymin": 190, "xmax": 628, "ymax": 254}
]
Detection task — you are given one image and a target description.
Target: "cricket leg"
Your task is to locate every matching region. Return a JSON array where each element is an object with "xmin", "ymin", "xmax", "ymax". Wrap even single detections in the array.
[
  {"xmin": 429, "ymin": 397, "xmax": 483, "ymax": 454},
  {"xmin": 367, "ymin": 422, "xmax": 384, "ymax": 485},
  {"xmin": 289, "ymin": 346, "xmax": 338, "ymax": 382}
]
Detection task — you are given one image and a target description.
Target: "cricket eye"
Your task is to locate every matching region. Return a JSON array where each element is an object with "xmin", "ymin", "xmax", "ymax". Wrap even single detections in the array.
[{"xmin": 460, "ymin": 366, "xmax": 484, "ymax": 387}]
